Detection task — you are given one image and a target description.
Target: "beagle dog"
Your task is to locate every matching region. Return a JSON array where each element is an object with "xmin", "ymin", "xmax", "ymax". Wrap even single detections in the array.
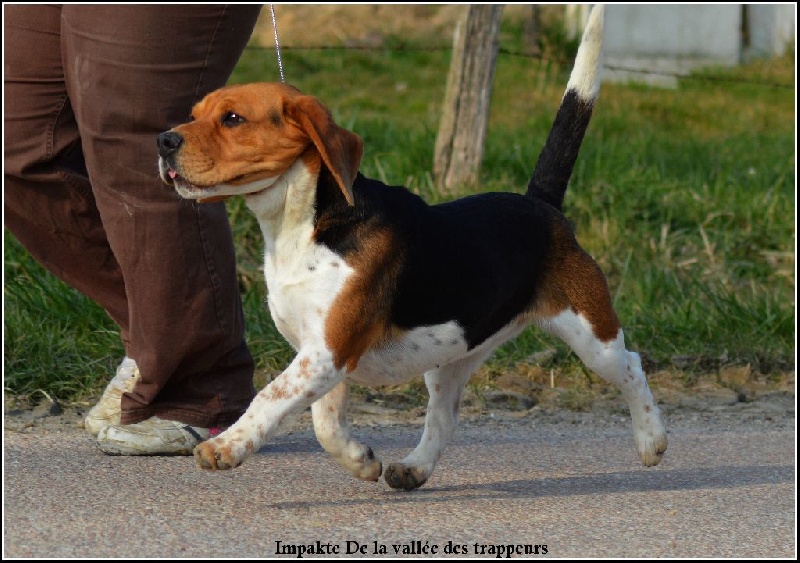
[{"xmin": 158, "ymin": 5, "xmax": 667, "ymax": 490}]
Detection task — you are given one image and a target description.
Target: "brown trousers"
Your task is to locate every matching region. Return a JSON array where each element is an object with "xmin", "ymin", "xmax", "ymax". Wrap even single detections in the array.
[{"xmin": 4, "ymin": 4, "xmax": 263, "ymax": 427}]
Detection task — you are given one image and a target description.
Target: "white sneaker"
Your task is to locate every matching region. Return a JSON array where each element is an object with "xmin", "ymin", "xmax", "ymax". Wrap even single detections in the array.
[
  {"xmin": 96, "ymin": 416, "xmax": 210, "ymax": 456},
  {"xmin": 84, "ymin": 356, "xmax": 141, "ymax": 437}
]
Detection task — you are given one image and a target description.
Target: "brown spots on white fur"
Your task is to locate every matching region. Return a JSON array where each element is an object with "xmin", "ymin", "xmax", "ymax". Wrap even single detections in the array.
[
  {"xmin": 264, "ymin": 381, "xmax": 292, "ymax": 400},
  {"xmin": 298, "ymin": 356, "xmax": 312, "ymax": 379}
]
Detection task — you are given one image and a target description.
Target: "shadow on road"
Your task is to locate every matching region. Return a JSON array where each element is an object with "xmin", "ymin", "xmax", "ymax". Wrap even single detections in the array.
[{"xmin": 266, "ymin": 463, "xmax": 794, "ymax": 509}]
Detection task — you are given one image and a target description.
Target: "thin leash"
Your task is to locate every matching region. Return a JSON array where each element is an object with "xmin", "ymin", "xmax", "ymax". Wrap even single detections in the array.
[{"xmin": 269, "ymin": 4, "xmax": 286, "ymax": 83}]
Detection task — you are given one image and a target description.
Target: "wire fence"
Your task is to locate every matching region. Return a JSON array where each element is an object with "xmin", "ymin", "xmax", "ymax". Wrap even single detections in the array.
[{"xmin": 244, "ymin": 43, "xmax": 795, "ymax": 90}]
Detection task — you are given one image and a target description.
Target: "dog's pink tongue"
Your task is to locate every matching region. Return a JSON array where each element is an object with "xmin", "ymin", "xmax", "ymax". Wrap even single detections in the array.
[{"xmin": 168, "ymin": 169, "xmax": 179, "ymax": 179}]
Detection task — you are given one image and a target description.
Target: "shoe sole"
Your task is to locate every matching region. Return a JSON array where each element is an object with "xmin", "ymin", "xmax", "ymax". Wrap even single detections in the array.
[{"xmin": 97, "ymin": 445, "xmax": 195, "ymax": 456}]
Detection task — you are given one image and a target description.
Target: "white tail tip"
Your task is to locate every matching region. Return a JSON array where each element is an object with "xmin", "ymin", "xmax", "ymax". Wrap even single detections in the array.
[{"xmin": 566, "ymin": 4, "xmax": 605, "ymax": 101}]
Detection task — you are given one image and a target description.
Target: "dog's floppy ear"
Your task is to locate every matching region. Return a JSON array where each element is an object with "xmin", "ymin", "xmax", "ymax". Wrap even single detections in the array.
[{"xmin": 286, "ymin": 95, "xmax": 363, "ymax": 206}]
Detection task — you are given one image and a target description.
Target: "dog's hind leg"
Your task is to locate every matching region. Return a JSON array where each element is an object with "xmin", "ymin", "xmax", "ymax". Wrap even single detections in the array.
[
  {"xmin": 536, "ymin": 252, "xmax": 668, "ymax": 466},
  {"xmin": 384, "ymin": 352, "xmax": 491, "ymax": 490},
  {"xmin": 544, "ymin": 312, "xmax": 668, "ymax": 466},
  {"xmin": 311, "ymin": 381, "xmax": 383, "ymax": 481}
]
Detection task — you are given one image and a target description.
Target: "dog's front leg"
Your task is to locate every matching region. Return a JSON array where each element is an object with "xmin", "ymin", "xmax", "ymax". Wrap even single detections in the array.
[
  {"xmin": 384, "ymin": 353, "xmax": 490, "ymax": 490},
  {"xmin": 311, "ymin": 381, "xmax": 383, "ymax": 481},
  {"xmin": 194, "ymin": 348, "xmax": 343, "ymax": 471}
]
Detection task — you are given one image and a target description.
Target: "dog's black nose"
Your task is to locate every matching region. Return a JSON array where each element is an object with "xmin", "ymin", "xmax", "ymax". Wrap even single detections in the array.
[{"xmin": 157, "ymin": 131, "xmax": 183, "ymax": 157}]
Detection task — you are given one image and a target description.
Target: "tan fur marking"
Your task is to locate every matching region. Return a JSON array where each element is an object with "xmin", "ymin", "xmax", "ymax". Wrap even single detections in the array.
[
  {"xmin": 170, "ymin": 83, "xmax": 312, "ymax": 188},
  {"xmin": 299, "ymin": 148, "xmax": 322, "ymax": 177},
  {"xmin": 533, "ymin": 217, "xmax": 620, "ymax": 341},
  {"xmin": 324, "ymin": 228, "xmax": 401, "ymax": 371},
  {"xmin": 299, "ymin": 357, "xmax": 310, "ymax": 370}
]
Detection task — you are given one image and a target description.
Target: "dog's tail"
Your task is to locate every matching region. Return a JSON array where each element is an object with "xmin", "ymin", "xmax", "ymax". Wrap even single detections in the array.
[{"xmin": 526, "ymin": 4, "xmax": 604, "ymax": 211}]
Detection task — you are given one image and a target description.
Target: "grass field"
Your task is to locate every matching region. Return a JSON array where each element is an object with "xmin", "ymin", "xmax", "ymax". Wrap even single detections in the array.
[{"xmin": 3, "ymin": 24, "xmax": 795, "ymax": 402}]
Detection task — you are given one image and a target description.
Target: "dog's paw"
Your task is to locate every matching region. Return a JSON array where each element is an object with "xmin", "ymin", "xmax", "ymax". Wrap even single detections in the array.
[
  {"xmin": 636, "ymin": 431, "xmax": 668, "ymax": 466},
  {"xmin": 349, "ymin": 446, "xmax": 383, "ymax": 482},
  {"xmin": 384, "ymin": 463, "xmax": 429, "ymax": 490},
  {"xmin": 194, "ymin": 437, "xmax": 252, "ymax": 471},
  {"xmin": 634, "ymin": 414, "xmax": 668, "ymax": 466}
]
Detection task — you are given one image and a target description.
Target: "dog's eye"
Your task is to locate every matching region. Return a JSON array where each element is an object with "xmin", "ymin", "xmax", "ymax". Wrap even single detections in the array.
[{"xmin": 222, "ymin": 111, "xmax": 246, "ymax": 127}]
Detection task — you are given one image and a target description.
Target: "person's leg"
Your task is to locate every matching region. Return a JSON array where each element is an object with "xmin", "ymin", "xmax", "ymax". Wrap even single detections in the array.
[
  {"xmin": 4, "ymin": 5, "xmax": 143, "ymax": 437},
  {"xmin": 4, "ymin": 4, "xmax": 130, "ymax": 334},
  {"xmin": 4, "ymin": 4, "xmax": 144, "ymax": 438},
  {"xmin": 58, "ymin": 4, "xmax": 263, "ymax": 429}
]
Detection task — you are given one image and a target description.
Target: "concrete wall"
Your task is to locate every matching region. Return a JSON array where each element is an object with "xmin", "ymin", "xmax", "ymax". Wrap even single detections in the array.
[{"xmin": 746, "ymin": 4, "xmax": 796, "ymax": 60}]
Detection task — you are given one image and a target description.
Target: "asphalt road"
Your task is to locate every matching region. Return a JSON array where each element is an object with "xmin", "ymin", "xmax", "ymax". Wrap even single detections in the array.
[{"xmin": 3, "ymin": 409, "xmax": 796, "ymax": 558}]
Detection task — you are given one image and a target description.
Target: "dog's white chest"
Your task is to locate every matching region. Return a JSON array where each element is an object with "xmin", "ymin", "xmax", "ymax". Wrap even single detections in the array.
[{"xmin": 263, "ymin": 229, "xmax": 353, "ymax": 349}]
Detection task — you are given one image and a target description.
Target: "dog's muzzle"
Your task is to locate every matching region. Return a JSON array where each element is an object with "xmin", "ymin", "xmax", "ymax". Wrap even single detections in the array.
[
  {"xmin": 156, "ymin": 130, "xmax": 230, "ymax": 203},
  {"xmin": 157, "ymin": 131, "xmax": 183, "ymax": 159},
  {"xmin": 157, "ymin": 131, "xmax": 185, "ymax": 186}
]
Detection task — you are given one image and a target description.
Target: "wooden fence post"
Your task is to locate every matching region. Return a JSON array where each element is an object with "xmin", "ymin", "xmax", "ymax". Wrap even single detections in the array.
[{"xmin": 433, "ymin": 4, "xmax": 504, "ymax": 195}]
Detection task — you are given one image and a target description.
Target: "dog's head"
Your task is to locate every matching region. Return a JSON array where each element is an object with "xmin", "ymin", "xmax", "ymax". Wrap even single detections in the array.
[{"xmin": 158, "ymin": 82, "xmax": 363, "ymax": 205}]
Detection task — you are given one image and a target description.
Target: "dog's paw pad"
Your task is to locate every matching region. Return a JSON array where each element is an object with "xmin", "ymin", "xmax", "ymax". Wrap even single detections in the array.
[{"xmin": 384, "ymin": 463, "xmax": 428, "ymax": 490}]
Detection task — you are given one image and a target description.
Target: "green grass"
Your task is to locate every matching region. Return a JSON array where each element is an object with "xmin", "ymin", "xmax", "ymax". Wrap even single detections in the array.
[
  {"xmin": 3, "ymin": 35, "xmax": 795, "ymax": 401},
  {"xmin": 3, "ymin": 239, "xmax": 125, "ymax": 399}
]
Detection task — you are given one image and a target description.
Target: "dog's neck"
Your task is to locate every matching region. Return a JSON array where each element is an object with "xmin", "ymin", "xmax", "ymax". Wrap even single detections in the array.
[{"xmin": 244, "ymin": 150, "xmax": 322, "ymax": 259}]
